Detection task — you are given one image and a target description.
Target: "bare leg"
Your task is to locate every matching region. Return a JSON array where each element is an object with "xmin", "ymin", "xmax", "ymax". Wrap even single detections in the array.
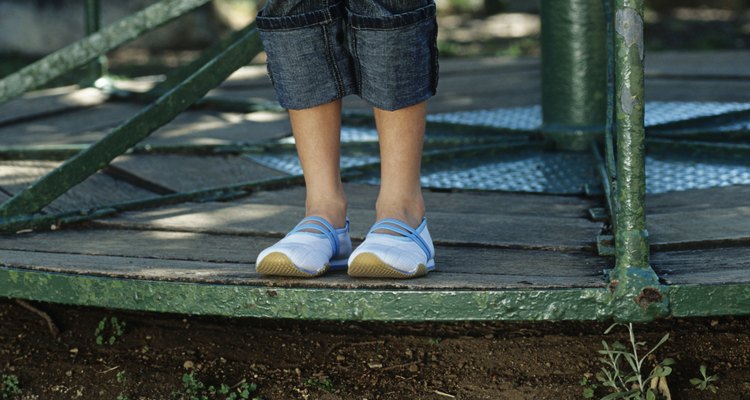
[
  {"xmin": 288, "ymin": 99, "xmax": 348, "ymax": 229},
  {"xmin": 373, "ymin": 100, "xmax": 428, "ymax": 231}
]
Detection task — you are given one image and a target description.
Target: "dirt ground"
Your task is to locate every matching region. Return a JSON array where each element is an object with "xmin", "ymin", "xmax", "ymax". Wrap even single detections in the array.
[{"xmin": 1, "ymin": 299, "xmax": 748, "ymax": 399}]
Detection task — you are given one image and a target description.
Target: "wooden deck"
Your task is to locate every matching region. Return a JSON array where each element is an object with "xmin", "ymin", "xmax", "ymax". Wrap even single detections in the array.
[{"xmin": 2, "ymin": 52, "xmax": 750, "ymax": 320}]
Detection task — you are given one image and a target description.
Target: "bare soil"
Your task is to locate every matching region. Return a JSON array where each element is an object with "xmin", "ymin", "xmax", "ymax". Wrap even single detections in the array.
[{"xmin": 1, "ymin": 300, "xmax": 749, "ymax": 399}]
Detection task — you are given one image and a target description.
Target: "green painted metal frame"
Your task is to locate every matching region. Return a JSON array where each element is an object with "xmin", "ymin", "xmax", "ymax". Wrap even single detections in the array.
[
  {"xmin": 2, "ymin": 267, "xmax": 746, "ymax": 321},
  {"xmin": 0, "ymin": 0, "xmax": 212, "ymax": 103},
  {"xmin": 0, "ymin": 24, "xmax": 264, "ymax": 219},
  {"xmin": 1, "ymin": 0, "xmax": 749, "ymax": 322}
]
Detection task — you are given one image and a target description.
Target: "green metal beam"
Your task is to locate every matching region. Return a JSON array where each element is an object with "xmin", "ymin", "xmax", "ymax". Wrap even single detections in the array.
[
  {"xmin": 540, "ymin": 0, "xmax": 607, "ymax": 151},
  {"xmin": 0, "ymin": 0, "xmax": 211, "ymax": 102},
  {"xmin": 0, "ymin": 26, "xmax": 264, "ymax": 219},
  {"xmin": 667, "ymin": 284, "xmax": 750, "ymax": 318},
  {"xmin": 4, "ymin": 267, "xmax": 747, "ymax": 321},
  {"xmin": 0, "ymin": 267, "xmax": 611, "ymax": 321}
]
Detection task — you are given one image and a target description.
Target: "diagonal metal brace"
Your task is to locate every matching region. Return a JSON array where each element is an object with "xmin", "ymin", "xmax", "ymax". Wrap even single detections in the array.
[{"xmin": 0, "ymin": 26, "xmax": 264, "ymax": 219}]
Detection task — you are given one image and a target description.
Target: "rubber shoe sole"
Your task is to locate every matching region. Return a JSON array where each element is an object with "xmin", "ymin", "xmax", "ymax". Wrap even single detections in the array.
[
  {"xmin": 255, "ymin": 251, "xmax": 329, "ymax": 278},
  {"xmin": 347, "ymin": 252, "xmax": 428, "ymax": 279}
]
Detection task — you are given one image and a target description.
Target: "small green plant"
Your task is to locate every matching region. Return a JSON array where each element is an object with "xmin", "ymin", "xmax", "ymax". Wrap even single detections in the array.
[
  {"xmin": 580, "ymin": 374, "xmax": 598, "ymax": 398},
  {"xmin": 587, "ymin": 322, "xmax": 674, "ymax": 400},
  {"xmin": 305, "ymin": 376, "xmax": 335, "ymax": 392},
  {"xmin": 170, "ymin": 372, "xmax": 261, "ymax": 400},
  {"xmin": 115, "ymin": 370, "xmax": 129, "ymax": 400},
  {"xmin": 1, "ymin": 374, "xmax": 22, "ymax": 399},
  {"xmin": 95, "ymin": 316, "xmax": 126, "ymax": 345},
  {"xmin": 690, "ymin": 364, "xmax": 719, "ymax": 393}
]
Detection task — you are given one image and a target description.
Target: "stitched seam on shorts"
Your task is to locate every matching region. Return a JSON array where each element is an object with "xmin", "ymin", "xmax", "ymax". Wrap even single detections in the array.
[
  {"xmin": 347, "ymin": 2, "xmax": 436, "ymax": 31},
  {"xmin": 322, "ymin": 24, "xmax": 345, "ymax": 99},
  {"xmin": 349, "ymin": 27, "xmax": 363, "ymax": 95},
  {"xmin": 256, "ymin": 1, "xmax": 344, "ymax": 31}
]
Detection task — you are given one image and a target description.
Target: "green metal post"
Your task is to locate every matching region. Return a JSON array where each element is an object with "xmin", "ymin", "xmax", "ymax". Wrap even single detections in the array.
[
  {"xmin": 540, "ymin": 0, "xmax": 607, "ymax": 151},
  {"xmin": 83, "ymin": 0, "xmax": 108, "ymax": 85},
  {"xmin": 608, "ymin": 0, "xmax": 665, "ymax": 321}
]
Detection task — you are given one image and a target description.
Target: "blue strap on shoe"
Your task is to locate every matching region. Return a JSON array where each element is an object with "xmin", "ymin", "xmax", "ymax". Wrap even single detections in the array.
[
  {"xmin": 368, "ymin": 217, "xmax": 432, "ymax": 260},
  {"xmin": 287, "ymin": 216, "xmax": 340, "ymax": 256}
]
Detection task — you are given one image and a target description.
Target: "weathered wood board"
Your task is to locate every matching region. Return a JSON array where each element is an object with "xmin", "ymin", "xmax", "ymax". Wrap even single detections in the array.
[
  {"xmin": 0, "ymin": 102, "xmax": 143, "ymax": 145},
  {"xmin": 0, "ymin": 104, "xmax": 290, "ymax": 147},
  {"xmin": 0, "ymin": 228, "xmax": 606, "ymax": 277},
  {"xmin": 0, "ymin": 229, "xmax": 606, "ymax": 289},
  {"xmin": 109, "ymin": 154, "xmax": 288, "ymax": 192},
  {"xmin": 646, "ymin": 185, "xmax": 750, "ymax": 214},
  {"xmin": 651, "ymin": 246, "xmax": 750, "ymax": 285},
  {"xmin": 646, "ymin": 185, "xmax": 750, "ymax": 249},
  {"xmin": 0, "ymin": 86, "xmax": 107, "ymax": 126},
  {"xmin": 244, "ymin": 183, "xmax": 597, "ymax": 219},
  {"xmin": 92, "ymin": 193, "xmax": 602, "ymax": 251}
]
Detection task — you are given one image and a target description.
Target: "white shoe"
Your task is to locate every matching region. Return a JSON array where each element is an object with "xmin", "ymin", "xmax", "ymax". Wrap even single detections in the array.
[
  {"xmin": 255, "ymin": 216, "xmax": 352, "ymax": 278},
  {"xmin": 348, "ymin": 216, "xmax": 435, "ymax": 279}
]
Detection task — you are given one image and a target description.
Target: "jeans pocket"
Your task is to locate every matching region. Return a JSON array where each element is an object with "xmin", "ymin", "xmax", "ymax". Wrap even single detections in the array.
[{"xmin": 348, "ymin": 3, "xmax": 439, "ymax": 111}]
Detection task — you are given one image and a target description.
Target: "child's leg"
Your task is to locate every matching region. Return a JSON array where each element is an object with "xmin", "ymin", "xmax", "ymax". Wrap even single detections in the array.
[
  {"xmin": 373, "ymin": 101, "xmax": 427, "ymax": 230},
  {"xmin": 256, "ymin": 0, "xmax": 357, "ymax": 229},
  {"xmin": 345, "ymin": 0, "xmax": 439, "ymax": 230},
  {"xmin": 289, "ymin": 99, "xmax": 348, "ymax": 229}
]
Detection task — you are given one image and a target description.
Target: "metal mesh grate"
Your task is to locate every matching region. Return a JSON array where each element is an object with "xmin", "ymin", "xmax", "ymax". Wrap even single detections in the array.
[{"xmin": 246, "ymin": 103, "xmax": 750, "ymax": 195}]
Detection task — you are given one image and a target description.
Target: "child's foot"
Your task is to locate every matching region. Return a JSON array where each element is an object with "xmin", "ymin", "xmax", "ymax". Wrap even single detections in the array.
[
  {"xmin": 255, "ymin": 215, "xmax": 352, "ymax": 278},
  {"xmin": 347, "ymin": 216, "xmax": 435, "ymax": 279}
]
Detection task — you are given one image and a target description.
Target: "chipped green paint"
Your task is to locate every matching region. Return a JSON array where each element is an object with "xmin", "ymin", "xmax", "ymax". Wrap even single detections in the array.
[
  {"xmin": 540, "ymin": 0, "xmax": 607, "ymax": 151},
  {"xmin": 0, "ymin": 0, "xmax": 211, "ymax": 102},
  {"xmin": 0, "ymin": 26, "xmax": 264, "ymax": 219},
  {"xmin": 4, "ymin": 267, "xmax": 747, "ymax": 321},
  {"xmin": 612, "ymin": 0, "xmax": 651, "ymax": 276},
  {"xmin": 668, "ymin": 284, "xmax": 750, "ymax": 318},
  {"xmin": 0, "ymin": 267, "xmax": 615, "ymax": 321}
]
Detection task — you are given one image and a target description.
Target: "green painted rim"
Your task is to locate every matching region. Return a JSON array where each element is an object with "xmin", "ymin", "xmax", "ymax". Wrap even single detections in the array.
[
  {"xmin": 5, "ymin": 267, "xmax": 749, "ymax": 321},
  {"xmin": 1, "ymin": 267, "xmax": 614, "ymax": 321}
]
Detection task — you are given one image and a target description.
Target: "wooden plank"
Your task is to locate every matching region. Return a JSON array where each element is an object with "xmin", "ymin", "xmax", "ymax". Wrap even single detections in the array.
[
  {"xmin": 246, "ymin": 183, "xmax": 597, "ymax": 218},
  {"xmin": 649, "ymin": 206, "xmax": 750, "ymax": 249},
  {"xmin": 0, "ymin": 102, "xmax": 143, "ymax": 145},
  {"xmin": 144, "ymin": 110, "xmax": 291, "ymax": 145},
  {"xmin": 0, "ymin": 160, "xmax": 157, "ymax": 213},
  {"xmin": 651, "ymin": 246, "xmax": 750, "ymax": 285},
  {"xmin": 0, "ymin": 228, "xmax": 607, "ymax": 278},
  {"xmin": 646, "ymin": 185, "xmax": 750, "ymax": 215},
  {"xmin": 0, "ymin": 104, "xmax": 290, "ymax": 146},
  {"xmin": 0, "ymin": 86, "xmax": 107, "ymax": 126},
  {"xmin": 0, "ymin": 248, "xmax": 606, "ymax": 289},
  {"xmin": 92, "ymin": 200, "xmax": 602, "ymax": 251},
  {"xmin": 109, "ymin": 154, "xmax": 288, "ymax": 192}
]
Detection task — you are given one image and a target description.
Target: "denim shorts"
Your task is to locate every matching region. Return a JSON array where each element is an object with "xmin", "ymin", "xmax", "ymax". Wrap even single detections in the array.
[{"xmin": 256, "ymin": 0, "xmax": 439, "ymax": 111}]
